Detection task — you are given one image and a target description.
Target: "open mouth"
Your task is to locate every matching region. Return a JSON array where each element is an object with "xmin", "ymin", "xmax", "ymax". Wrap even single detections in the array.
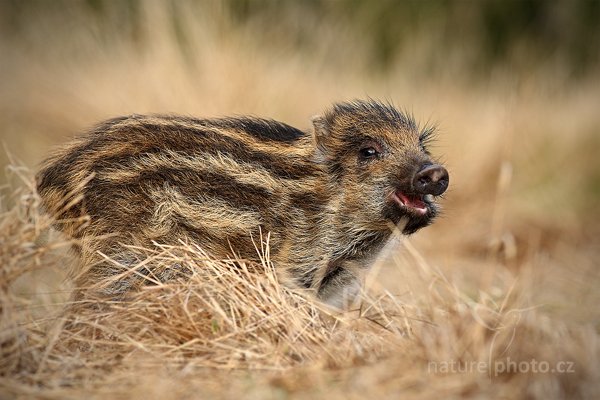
[{"xmin": 391, "ymin": 191, "xmax": 430, "ymax": 216}]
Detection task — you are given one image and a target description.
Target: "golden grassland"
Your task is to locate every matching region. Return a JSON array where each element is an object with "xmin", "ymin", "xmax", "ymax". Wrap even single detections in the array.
[{"xmin": 1, "ymin": 3, "xmax": 599, "ymax": 399}]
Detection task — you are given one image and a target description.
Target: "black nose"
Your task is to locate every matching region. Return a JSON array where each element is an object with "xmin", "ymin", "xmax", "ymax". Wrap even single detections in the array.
[{"xmin": 413, "ymin": 164, "xmax": 449, "ymax": 196}]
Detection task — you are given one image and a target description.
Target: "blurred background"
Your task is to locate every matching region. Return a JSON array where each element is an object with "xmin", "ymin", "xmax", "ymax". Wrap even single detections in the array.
[{"xmin": 1, "ymin": 0, "xmax": 599, "ymax": 324}]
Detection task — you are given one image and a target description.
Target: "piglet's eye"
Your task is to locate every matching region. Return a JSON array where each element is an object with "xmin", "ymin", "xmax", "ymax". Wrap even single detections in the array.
[{"xmin": 359, "ymin": 147, "xmax": 379, "ymax": 159}]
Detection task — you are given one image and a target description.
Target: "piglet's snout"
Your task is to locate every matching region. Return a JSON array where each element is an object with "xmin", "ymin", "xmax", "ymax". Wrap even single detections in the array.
[{"xmin": 412, "ymin": 164, "xmax": 449, "ymax": 196}]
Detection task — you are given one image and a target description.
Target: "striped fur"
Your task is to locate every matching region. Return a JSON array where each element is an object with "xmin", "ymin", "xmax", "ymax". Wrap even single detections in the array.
[{"xmin": 36, "ymin": 100, "xmax": 446, "ymax": 308}]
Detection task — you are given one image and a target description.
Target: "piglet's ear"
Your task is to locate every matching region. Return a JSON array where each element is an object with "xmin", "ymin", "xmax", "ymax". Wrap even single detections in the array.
[
  {"xmin": 310, "ymin": 115, "xmax": 332, "ymax": 162},
  {"xmin": 311, "ymin": 115, "xmax": 328, "ymax": 139}
]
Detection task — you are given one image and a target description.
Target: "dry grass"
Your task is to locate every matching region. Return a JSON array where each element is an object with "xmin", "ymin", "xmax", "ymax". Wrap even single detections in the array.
[
  {"xmin": 0, "ymin": 179, "xmax": 420, "ymax": 390},
  {"xmin": 0, "ymin": 172, "xmax": 597, "ymax": 399},
  {"xmin": 1, "ymin": 2, "xmax": 599, "ymax": 399}
]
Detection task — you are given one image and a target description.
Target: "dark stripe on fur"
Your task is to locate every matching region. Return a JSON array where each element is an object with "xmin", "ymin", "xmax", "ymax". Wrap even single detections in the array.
[{"xmin": 207, "ymin": 117, "xmax": 306, "ymax": 142}]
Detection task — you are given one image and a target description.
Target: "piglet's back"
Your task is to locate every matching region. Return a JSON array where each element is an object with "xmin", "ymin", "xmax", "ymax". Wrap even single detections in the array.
[{"xmin": 35, "ymin": 114, "xmax": 322, "ymax": 260}]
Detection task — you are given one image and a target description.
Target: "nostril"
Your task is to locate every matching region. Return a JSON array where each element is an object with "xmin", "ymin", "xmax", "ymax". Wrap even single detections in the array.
[{"xmin": 429, "ymin": 168, "xmax": 446, "ymax": 183}]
